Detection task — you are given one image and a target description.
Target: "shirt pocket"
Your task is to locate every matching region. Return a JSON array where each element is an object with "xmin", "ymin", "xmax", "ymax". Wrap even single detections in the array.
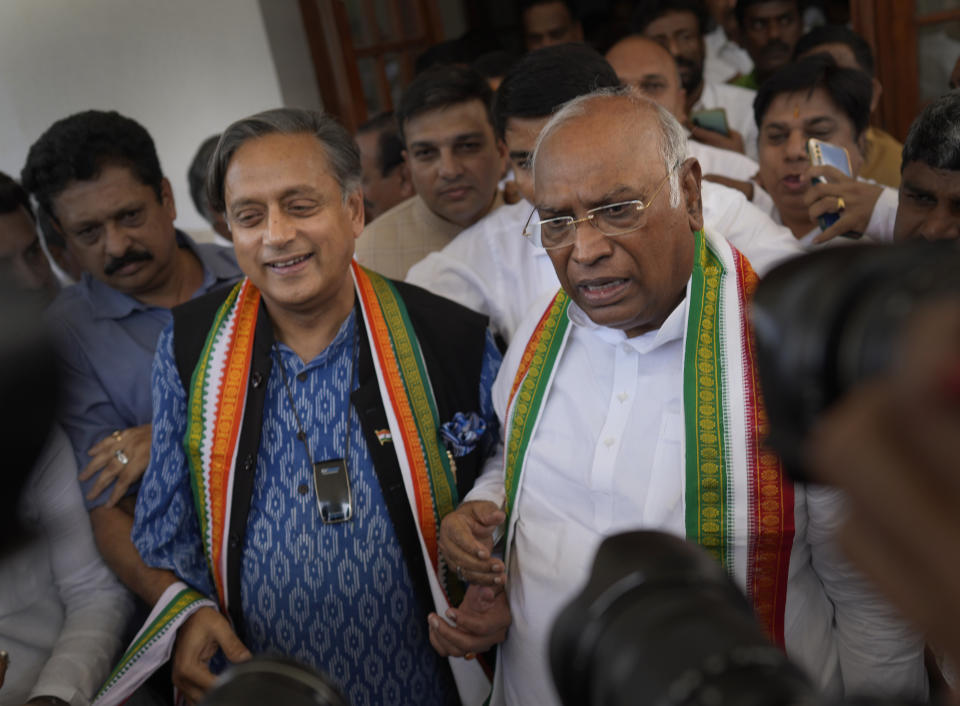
[{"xmin": 643, "ymin": 411, "xmax": 684, "ymax": 527}]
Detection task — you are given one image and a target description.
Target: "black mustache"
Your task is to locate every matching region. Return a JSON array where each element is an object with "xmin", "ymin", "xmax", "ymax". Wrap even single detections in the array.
[
  {"xmin": 104, "ymin": 249, "xmax": 153, "ymax": 276},
  {"xmin": 760, "ymin": 40, "xmax": 791, "ymax": 59}
]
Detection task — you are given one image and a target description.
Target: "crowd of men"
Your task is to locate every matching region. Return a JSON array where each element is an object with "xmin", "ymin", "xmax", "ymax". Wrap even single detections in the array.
[{"xmin": 3, "ymin": 0, "xmax": 960, "ymax": 705}]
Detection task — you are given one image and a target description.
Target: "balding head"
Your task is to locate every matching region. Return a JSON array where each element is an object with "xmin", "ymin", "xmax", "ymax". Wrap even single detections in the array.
[
  {"xmin": 605, "ymin": 36, "xmax": 688, "ymax": 121},
  {"xmin": 529, "ymin": 90, "xmax": 702, "ymax": 337}
]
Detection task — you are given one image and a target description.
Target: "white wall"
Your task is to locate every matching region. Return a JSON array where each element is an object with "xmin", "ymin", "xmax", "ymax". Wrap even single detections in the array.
[{"xmin": 0, "ymin": 0, "xmax": 286, "ymax": 232}]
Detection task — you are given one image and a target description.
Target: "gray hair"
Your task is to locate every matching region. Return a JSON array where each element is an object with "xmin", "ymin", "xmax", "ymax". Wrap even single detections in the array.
[
  {"xmin": 901, "ymin": 90, "xmax": 960, "ymax": 173},
  {"xmin": 206, "ymin": 108, "xmax": 362, "ymax": 214},
  {"xmin": 531, "ymin": 87, "xmax": 688, "ymax": 208}
]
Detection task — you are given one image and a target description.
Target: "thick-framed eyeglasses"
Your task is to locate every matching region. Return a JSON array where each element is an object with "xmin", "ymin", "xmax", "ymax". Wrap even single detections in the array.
[{"xmin": 522, "ymin": 171, "xmax": 672, "ymax": 250}]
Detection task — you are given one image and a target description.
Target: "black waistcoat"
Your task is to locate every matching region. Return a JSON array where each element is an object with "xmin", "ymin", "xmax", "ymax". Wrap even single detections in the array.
[{"xmin": 171, "ymin": 280, "xmax": 489, "ymax": 651}]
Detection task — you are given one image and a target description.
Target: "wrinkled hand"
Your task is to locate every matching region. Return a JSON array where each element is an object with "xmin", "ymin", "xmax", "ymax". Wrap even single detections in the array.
[
  {"xmin": 439, "ymin": 501, "xmax": 506, "ymax": 586},
  {"xmin": 428, "ymin": 584, "xmax": 510, "ymax": 658},
  {"xmin": 803, "ymin": 165, "xmax": 883, "ymax": 244},
  {"xmin": 173, "ymin": 607, "xmax": 252, "ymax": 705},
  {"xmin": 80, "ymin": 424, "xmax": 152, "ymax": 507},
  {"xmin": 689, "ymin": 124, "xmax": 746, "ymax": 155},
  {"xmin": 808, "ymin": 299, "xmax": 960, "ymax": 661}
]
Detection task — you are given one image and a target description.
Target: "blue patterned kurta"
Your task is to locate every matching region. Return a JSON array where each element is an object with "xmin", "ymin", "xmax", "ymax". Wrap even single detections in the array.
[{"xmin": 134, "ymin": 309, "xmax": 500, "ymax": 706}]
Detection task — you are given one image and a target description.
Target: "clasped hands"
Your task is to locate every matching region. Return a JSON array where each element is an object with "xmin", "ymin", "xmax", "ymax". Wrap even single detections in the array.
[{"xmin": 430, "ymin": 500, "xmax": 511, "ymax": 658}]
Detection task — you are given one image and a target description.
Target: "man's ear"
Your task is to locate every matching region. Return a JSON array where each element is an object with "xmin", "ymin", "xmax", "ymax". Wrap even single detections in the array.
[
  {"xmin": 397, "ymin": 162, "xmax": 414, "ymax": 199},
  {"xmin": 870, "ymin": 77, "xmax": 882, "ymax": 114},
  {"xmin": 680, "ymin": 157, "xmax": 704, "ymax": 232},
  {"xmin": 347, "ymin": 188, "xmax": 365, "ymax": 237},
  {"xmin": 160, "ymin": 177, "xmax": 177, "ymax": 222},
  {"xmin": 496, "ymin": 137, "xmax": 509, "ymax": 178}
]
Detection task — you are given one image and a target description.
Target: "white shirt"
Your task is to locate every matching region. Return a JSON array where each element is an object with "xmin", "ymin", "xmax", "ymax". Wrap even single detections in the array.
[
  {"xmin": 406, "ymin": 182, "xmax": 804, "ymax": 343},
  {"xmin": 0, "ymin": 427, "xmax": 132, "ymax": 706},
  {"xmin": 703, "ymin": 26, "xmax": 754, "ymax": 85},
  {"xmin": 692, "ymin": 81, "xmax": 760, "ymax": 160},
  {"xmin": 688, "ymin": 139, "xmax": 759, "ymax": 181},
  {"xmin": 751, "ymin": 180, "xmax": 900, "ymax": 249},
  {"xmin": 467, "ymin": 281, "xmax": 927, "ymax": 706}
]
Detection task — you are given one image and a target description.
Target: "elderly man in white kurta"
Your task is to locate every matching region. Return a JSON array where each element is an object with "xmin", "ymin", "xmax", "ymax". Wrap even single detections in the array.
[{"xmin": 436, "ymin": 90, "xmax": 928, "ymax": 706}]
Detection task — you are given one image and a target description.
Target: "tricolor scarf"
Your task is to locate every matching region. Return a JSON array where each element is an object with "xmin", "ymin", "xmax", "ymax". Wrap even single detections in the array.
[
  {"xmin": 501, "ymin": 229, "xmax": 795, "ymax": 645},
  {"xmin": 94, "ymin": 263, "xmax": 489, "ymax": 706}
]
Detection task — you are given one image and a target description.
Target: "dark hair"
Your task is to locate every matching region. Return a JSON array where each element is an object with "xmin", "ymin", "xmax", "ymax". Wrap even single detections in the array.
[
  {"xmin": 493, "ymin": 43, "xmax": 621, "ymax": 139},
  {"xmin": 356, "ymin": 112, "xmax": 405, "ymax": 177},
  {"xmin": 0, "ymin": 172, "xmax": 33, "ymax": 220},
  {"xmin": 902, "ymin": 90, "xmax": 960, "ymax": 172},
  {"xmin": 630, "ymin": 0, "xmax": 706, "ymax": 36},
  {"xmin": 414, "ymin": 31, "xmax": 504, "ymax": 75},
  {"xmin": 794, "ymin": 24, "xmax": 875, "ymax": 75},
  {"xmin": 736, "ymin": 0, "xmax": 800, "ymax": 26},
  {"xmin": 753, "ymin": 54, "xmax": 872, "ymax": 139},
  {"xmin": 518, "ymin": 0, "xmax": 578, "ymax": 18},
  {"xmin": 472, "ymin": 50, "xmax": 519, "ymax": 80},
  {"xmin": 395, "ymin": 64, "xmax": 494, "ymax": 144},
  {"xmin": 21, "ymin": 110, "xmax": 163, "ymax": 221},
  {"xmin": 207, "ymin": 108, "xmax": 361, "ymax": 214},
  {"xmin": 188, "ymin": 135, "xmax": 220, "ymax": 220},
  {"xmin": 36, "ymin": 208, "xmax": 65, "ymax": 251}
]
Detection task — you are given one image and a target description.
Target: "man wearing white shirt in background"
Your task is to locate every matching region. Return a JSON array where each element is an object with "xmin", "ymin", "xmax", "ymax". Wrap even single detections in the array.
[
  {"xmin": 437, "ymin": 88, "xmax": 927, "ymax": 706},
  {"xmin": 632, "ymin": 0, "xmax": 760, "ymax": 159},
  {"xmin": 407, "ymin": 44, "xmax": 803, "ymax": 344},
  {"xmin": 606, "ymin": 35, "xmax": 759, "ymax": 185},
  {"xmin": 0, "ymin": 173, "xmax": 132, "ymax": 706},
  {"xmin": 751, "ymin": 54, "xmax": 898, "ymax": 249},
  {"xmin": 702, "ymin": 0, "xmax": 754, "ymax": 83}
]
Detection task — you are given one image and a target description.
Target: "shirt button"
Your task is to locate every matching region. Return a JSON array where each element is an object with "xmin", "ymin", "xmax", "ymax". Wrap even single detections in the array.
[
  {"xmin": 298, "ymin": 484, "xmax": 309, "ymax": 495},
  {"xmin": 251, "ymin": 371, "xmax": 263, "ymax": 388},
  {"xmin": 620, "ymin": 342, "xmax": 632, "ymax": 353},
  {"xmin": 617, "ymin": 392, "xmax": 629, "ymax": 403},
  {"xmin": 228, "ymin": 532, "xmax": 240, "ymax": 549},
  {"xmin": 604, "ymin": 437, "xmax": 615, "ymax": 447},
  {"xmin": 296, "ymin": 372, "xmax": 307, "ymax": 382}
]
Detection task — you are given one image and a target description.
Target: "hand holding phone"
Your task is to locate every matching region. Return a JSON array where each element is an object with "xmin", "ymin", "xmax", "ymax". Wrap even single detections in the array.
[{"xmin": 806, "ymin": 138, "xmax": 852, "ymax": 232}]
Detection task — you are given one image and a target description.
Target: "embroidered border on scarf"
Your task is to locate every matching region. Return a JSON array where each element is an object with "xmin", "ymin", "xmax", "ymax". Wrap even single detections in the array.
[
  {"xmin": 503, "ymin": 290, "xmax": 571, "ymax": 519},
  {"xmin": 92, "ymin": 584, "xmax": 213, "ymax": 705},
  {"xmin": 732, "ymin": 247, "xmax": 795, "ymax": 647},
  {"xmin": 184, "ymin": 278, "xmax": 260, "ymax": 611},
  {"xmin": 353, "ymin": 261, "xmax": 456, "ymax": 575},
  {"xmin": 683, "ymin": 230, "xmax": 730, "ymax": 566}
]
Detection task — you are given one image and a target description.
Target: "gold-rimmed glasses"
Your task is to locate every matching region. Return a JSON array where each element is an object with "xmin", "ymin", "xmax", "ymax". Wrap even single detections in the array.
[{"xmin": 522, "ymin": 171, "xmax": 672, "ymax": 249}]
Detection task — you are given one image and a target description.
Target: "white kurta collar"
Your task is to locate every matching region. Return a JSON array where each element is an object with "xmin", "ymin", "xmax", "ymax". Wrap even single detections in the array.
[{"xmin": 565, "ymin": 288, "xmax": 688, "ymax": 355}]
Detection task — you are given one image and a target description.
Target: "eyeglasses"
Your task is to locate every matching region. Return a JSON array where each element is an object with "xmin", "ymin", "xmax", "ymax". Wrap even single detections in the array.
[{"xmin": 522, "ymin": 171, "xmax": 672, "ymax": 250}]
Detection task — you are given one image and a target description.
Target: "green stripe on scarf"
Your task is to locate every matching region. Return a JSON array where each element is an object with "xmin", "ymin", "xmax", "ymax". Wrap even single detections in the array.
[
  {"xmin": 504, "ymin": 292, "xmax": 571, "ymax": 519},
  {"xmin": 183, "ymin": 279, "xmax": 243, "ymax": 580},
  {"xmin": 364, "ymin": 269, "xmax": 458, "ymax": 518},
  {"xmin": 683, "ymin": 229, "xmax": 729, "ymax": 566}
]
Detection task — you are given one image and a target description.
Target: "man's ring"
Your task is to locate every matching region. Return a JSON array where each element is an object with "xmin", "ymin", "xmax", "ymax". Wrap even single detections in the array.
[
  {"xmin": 112, "ymin": 430, "xmax": 123, "ymax": 442},
  {"xmin": 456, "ymin": 565, "xmax": 466, "ymax": 582},
  {"xmin": 836, "ymin": 196, "xmax": 846, "ymax": 211},
  {"xmin": 115, "ymin": 449, "xmax": 130, "ymax": 465}
]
